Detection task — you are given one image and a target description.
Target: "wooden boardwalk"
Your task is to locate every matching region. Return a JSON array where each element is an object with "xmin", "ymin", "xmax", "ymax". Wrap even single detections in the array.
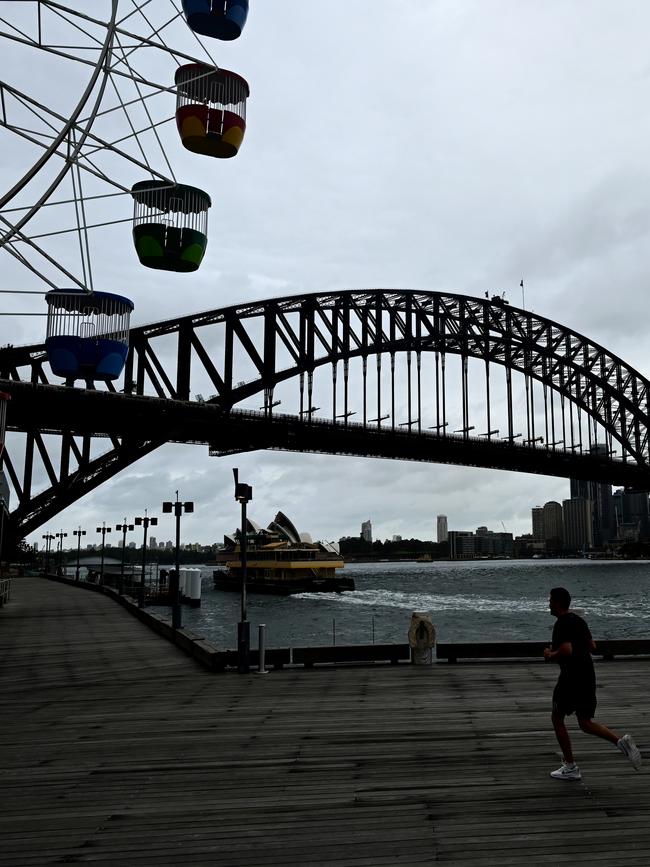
[{"xmin": 1, "ymin": 577, "xmax": 648, "ymax": 866}]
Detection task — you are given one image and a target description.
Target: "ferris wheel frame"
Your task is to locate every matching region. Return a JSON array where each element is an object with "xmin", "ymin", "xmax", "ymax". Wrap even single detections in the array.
[
  {"xmin": 0, "ymin": 0, "xmax": 234, "ymax": 300},
  {"xmin": 0, "ymin": 1, "xmax": 120, "ymax": 255}
]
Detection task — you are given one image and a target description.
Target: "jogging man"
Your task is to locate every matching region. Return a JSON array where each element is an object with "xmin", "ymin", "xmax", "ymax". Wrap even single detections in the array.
[{"xmin": 544, "ymin": 586, "xmax": 642, "ymax": 780}]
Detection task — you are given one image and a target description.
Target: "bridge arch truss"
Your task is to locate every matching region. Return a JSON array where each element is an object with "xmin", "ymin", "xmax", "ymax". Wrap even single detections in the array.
[{"xmin": 1, "ymin": 289, "xmax": 650, "ymax": 536}]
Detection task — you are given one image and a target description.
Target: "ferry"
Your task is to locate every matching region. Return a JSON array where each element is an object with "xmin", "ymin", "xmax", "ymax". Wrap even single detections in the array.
[{"xmin": 213, "ymin": 511, "xmax": 354, "ymax": 595}]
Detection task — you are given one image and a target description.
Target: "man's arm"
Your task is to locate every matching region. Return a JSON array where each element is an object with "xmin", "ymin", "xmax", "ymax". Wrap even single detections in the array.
[{"xmin": 543, "ymin": 641, "xmax": 572, "ymax": 662}]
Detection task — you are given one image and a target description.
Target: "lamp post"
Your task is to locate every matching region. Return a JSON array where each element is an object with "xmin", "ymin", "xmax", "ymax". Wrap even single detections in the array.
[
  {"xmin": 72, "ymin": 527, "xmax": 86, "ymax": 581},
  {"xmin": 42, "ymin": 532, "xmax": 55, "ymax": 574},
  {"xmin": 116, "ymin": 519, "xmax": 134, "ymax": 595},
  {"xmin": 162, "ymin": 492, "xmax": 194, "ymax": 630},
  {"xmin": 134, "ymin": 510, "xmax": 157, "ymax": 608},
  {"xmin": 55, "ymin": 530, "xmax": 67, "ymax": 575},
  {"xmin": 233, "ymin": 468, "xmax": 253, "ymax": 674},
  {"xmin": 95, "ymin": 522, "xmax": 111, "ymax": 584}
]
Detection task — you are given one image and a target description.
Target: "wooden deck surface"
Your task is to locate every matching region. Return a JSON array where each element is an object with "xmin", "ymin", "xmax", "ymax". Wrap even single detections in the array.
[{"xmin": 1, "ymin": 576, "xmax": 648, "ymax": 866}]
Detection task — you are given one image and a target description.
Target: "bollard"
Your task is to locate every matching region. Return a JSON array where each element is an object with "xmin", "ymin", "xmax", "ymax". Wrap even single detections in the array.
[
  {"xmin": 256, "ymin": 623, "xmax": 268, "ymax": 675},
  {"xmin": 188, "ymin": 570, "xmax": 202, "ymax": 607}
]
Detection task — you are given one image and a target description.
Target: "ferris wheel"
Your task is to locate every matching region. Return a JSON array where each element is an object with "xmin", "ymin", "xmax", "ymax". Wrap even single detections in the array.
[{"xmin": 0, "ymin": 1, "xmax": 250, "ymax": 385}]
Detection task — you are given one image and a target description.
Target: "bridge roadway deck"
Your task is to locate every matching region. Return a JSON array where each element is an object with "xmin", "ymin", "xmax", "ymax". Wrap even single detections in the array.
[{"xmin": 1, "ymin": 577, "xmax": 649, "ymax": 867}]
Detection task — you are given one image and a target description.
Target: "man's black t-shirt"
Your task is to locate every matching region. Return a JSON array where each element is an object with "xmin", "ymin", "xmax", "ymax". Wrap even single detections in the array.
[{"xmin": 552, "ymin": 612, "xmax": 595, "ymax": 685}]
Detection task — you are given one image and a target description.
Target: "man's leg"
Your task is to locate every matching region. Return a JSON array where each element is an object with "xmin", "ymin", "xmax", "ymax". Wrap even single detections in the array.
[
  {"xmin": 552, "ymin": 710, "xmax": 574, "ymax": 763},
  {"xmin": 577, "ymin": 716, "xmax": 619, "ymax": 745}
]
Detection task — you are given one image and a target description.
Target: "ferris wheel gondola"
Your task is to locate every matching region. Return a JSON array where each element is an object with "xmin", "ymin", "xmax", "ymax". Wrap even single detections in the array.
[
  {"xmin": 182, "ymin": 1, "xmax": 249, "ymax": 41},
  {"xmin": 45, "ymin": 289, "xmax": 133, "ymax": 384},
  {"xmin": 131, "ymin": 181, "xmax": 211, "ymax": 272},
  {"xmin": 175, "ymin": 64, "xmax": 249, "ymax": 159}
]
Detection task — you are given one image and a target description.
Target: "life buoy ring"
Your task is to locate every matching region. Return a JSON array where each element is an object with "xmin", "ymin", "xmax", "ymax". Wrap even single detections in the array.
[{"xmin": 408, "ymin": 612, "xmax": 436, "ymax": 649}]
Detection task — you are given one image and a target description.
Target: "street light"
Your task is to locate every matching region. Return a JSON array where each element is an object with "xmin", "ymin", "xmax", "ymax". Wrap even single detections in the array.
[
  {"xmin": 162, "ymin": 492, "xmax": 194, "ymax": 630},
  {"xmin": 116, "ymin": 519, "xmax": 134, "ymax": 595},
  {"xmin": 72, "ymin": 527, "xmax": 86, "ymax": 581},
  {"xmin": 55, "ymin": 530, "xmax": 67, "ymax": 575},
  {"xmin": 233, "ymin": 468, "xmax": 253, "ymax": 674},
  {"xmin": 42, "ymin": 532, "xmax": 55, "ymax": 574},
  {"xmin": 134, "ymin": 510, "xmax": 157, "ymax": 608},
  {"xmin": 95, "ymin": 522, "xmax": 111, "ymax": 585}
]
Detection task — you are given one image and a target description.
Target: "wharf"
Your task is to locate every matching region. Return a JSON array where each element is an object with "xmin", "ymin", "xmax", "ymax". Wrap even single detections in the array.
[{"xmin": 1, "ymin": 577, "xmax": 649, "ymax": 866}]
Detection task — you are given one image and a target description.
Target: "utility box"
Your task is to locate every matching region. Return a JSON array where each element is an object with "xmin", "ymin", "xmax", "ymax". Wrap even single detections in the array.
[{"xmin": 408, "ymin": 612, "xmax": 436, "ymax": 665}]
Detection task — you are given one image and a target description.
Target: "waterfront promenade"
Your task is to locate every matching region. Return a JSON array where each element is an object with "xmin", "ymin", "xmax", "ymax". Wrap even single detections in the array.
[{"xmin": 1, "ymin": 577, "xmax": 649, "ymax": 866}]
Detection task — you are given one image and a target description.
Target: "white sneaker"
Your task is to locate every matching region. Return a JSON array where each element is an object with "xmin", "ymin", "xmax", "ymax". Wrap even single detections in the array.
[
  {"xmin": 550, "ymin": 762, "xmax": 581, "ymax": 780},
  {"xmin": 617, "ymin": 734, "xmax": 642, "ymax": 770}
]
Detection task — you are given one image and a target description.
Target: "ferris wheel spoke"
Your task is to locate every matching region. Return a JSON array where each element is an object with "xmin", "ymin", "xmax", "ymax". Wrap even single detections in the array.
[
  {"xmin": 0, "ymin": 215, "xmax": 88, "ymax": 291},
  {"xmin": 112, "ymin": 33, "xmax": 176, "ymax": 180},
  {"xmin": 2, "ymin": 190, "xmax": 131, "ymax": 216},
  {"xmin": 117, "ymin": 1, "xmax": 155, "ymax": 28},
  {"xmin": 42, "ymin": 1, "xmax": 217, "ymax": 70},
  {"xmin": 116, "ymin": 7, "xmax": 183, "ymax": 69},
  {"xmin": 69, "ymin": 140, "xmax": 94, "ymax": 291},
  {"xmin": 1, "ymin": 77, "xmax": 174, "ymax": 202},
  {"xmin": 167, "ymin": 0, "xmax": 220, "ymax": 70},
  {"xmin": 0, "ymin": 2, "xmax": 119, "ymax": 222},
  {"xmin": 2, "ymin": 241, "xmax": 60, "ymax": 292},
  {"xmin": 13, "ymin": 216, "xmax": 134, "ymax": 243}
]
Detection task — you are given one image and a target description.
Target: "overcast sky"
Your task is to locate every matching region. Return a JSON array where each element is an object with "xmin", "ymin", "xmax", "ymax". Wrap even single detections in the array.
[{"xmin": 2, "ymin": 1, "xmax": 650, "ymax": 548}]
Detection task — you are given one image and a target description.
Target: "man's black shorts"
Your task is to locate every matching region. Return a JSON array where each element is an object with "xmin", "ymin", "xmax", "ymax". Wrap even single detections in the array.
[{"xmin": 553, "ymin": 679, "xmax": 597, "ymax": 719}]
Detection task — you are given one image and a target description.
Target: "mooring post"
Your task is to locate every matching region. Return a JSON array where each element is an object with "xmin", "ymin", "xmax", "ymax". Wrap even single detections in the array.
[{"xmin": 257, "ymin": 623, "xmax": 268, "ymax": 675}]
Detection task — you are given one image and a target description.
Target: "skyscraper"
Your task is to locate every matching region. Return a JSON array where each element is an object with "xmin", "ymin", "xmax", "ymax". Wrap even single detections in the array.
[
  {"xmin": 613, "ymin": 488, "xmax": 650, "ymax": 541},
  {"xmin": 570, "ymin": 445, "xmax": 614, "ymax": 546},
  {"xmin": 361, "ymin": 519, "xmax": 373, "ymax": 544},
  {"xmin": 531, "ymin": 507, "xmax": 544, "ymax": 541},
  {"xmin": 563, "ymin": 498, "xmax": 593, "ymax": 552},
  {"xmin": 437, "ymin": 515, "xmax": 448, "ymax": 543},
  {"xmin": 543, "ymin": 501, "xmax": 563, "ymax": 549}
]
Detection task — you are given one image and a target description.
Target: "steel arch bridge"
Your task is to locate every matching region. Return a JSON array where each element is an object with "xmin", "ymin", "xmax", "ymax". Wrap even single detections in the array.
[{"xmin": 1, "ymin": 289, "xmax": 650, "ymax": 540}]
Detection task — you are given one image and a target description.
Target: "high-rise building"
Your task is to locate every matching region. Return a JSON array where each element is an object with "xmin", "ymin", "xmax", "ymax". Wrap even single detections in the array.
[
  {"xmin": 448, "ymin": 531, "xmax": 475, "ymax": 559},
  {"xmin": 613, "ymin": 488, "xmax": 650, "ymax": 541},
  {"xmin": 570, "ymin": 446, "xmax": 614, "ymax": 546},
  {"xmin": 543, "ymin": 501, "xmax": 563, "ymax": 548},
  {"xmin": 532, "ymin": 507, "xmax": 544, "ymax": 541},
  {"xmin": 437, "ymin": 515, "xmax": 448, "ymax": 543},
  {"xmin": 449, "ymin": 527, "xmax": 513, "ymax": 558},
  {"xmin": 361, "ymin": 520, "xmax": 373, "ymax": 544},
  {"xmin": 149, "ymin": 536, "xmax": 157, "ymax": 549},
  {"xmin": 563, "ymin": 497, "xmax": 593, "ymax": 551}
]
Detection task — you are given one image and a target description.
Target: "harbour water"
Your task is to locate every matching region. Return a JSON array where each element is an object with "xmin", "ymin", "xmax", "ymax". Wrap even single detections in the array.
[{"xmin": 179, "ymin": 559, "xmax": 650, "ymax": 650}]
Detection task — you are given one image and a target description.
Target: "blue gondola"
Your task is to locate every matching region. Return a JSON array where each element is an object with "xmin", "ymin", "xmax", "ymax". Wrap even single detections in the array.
[
  {"xmin": 182, "ymin": 0, "xmax": 249, "ymax": 41},
  {"xmin": 45, "ymin": 289, "xmax": 133, "ymax": 384}
]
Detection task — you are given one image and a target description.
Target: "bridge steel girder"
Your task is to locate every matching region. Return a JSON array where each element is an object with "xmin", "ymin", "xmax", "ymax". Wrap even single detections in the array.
[
  {"xmin": 1, "ymin": 289, "xmax": 650, "ymax": 537},
  {"xmin": 119, "ymin": 289, "xmax": 649, "ymax": 462},
  {"xmin": 2, "ymin": 379, "xmax": 650, "ymax": 543}
]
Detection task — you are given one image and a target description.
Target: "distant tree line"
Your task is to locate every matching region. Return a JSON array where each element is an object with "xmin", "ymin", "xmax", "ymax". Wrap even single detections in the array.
[{"xmin": 338, "ymin": 537, "xmax": 449, "ymax": 560}]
